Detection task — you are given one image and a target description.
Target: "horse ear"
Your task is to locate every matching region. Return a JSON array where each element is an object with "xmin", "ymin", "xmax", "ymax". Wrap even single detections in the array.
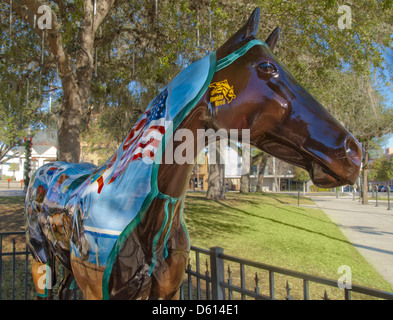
[
  {"xmin": 216, "ymin": 8, "xmax": 260, "ymax": 60},
  {"xmin": 265, "ymin": 27, "xmax": 280, "ymax": 51}
]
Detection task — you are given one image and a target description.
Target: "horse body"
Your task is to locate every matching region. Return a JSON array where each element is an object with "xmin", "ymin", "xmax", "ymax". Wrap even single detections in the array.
[
  {"xmin": 25, "ymin": 8, "xmax": 361, "ymax": 300},
  {"xmin": 25, "ymin": 102, "xmax": 205, "ymax": 300}
]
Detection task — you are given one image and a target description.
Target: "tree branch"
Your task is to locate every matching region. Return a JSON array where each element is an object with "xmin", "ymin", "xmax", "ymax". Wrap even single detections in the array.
[
  {"xmin": 12, "ymin": 0, "xmax": 74, "ymax": 81},
  {"xmin": 94, "ymin": 0, "xmax": 116, "ymax": 33}
]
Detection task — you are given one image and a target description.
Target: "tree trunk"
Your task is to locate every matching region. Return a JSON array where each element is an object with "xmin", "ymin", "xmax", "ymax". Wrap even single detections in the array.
[
  {"xmin": 206, "ymin": 140, "xmax": 225, "ymax": 199},
  {"xmin": 13, "ymin": 0, "xmax": 115, "ymax": 163},
  {"xmin": 362, "ymin": 141, "xmax": 369, "ymax": 205},
  {"xmin": 219, "ymin": 161, "xmax": 225, "ymax": 199},
  {"xmin": 206, "ymin": 163, "xmax": 225, "ymax": 199},
  {"xmin": 256, "ymin": 154, "xmax": 268, "ymax": 192},
  {"xmin": 240, "ymin": 173, "xmax": 250, "ymax": 193},
  {"xmin": 57, "ymin": 78, "xmax": 83, "ymax": 162},
  {"xmin": 239, "ymin": 141, "xmax": 251, "ymax": 193}
]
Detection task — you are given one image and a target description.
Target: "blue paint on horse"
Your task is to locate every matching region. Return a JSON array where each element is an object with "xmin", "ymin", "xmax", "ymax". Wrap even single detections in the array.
[{"xmin": 25, "ymin": 51, "xmax": 218, "ymax": 269}]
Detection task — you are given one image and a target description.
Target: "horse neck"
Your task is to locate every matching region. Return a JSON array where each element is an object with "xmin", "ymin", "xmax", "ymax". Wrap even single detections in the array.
[
  {"xmin": 156, "ymin": 104, "xmax": 209, "ymax": 199},
  {"xmin": 133, "ymin": 104, "xmax": 208, "ymax": 257}
]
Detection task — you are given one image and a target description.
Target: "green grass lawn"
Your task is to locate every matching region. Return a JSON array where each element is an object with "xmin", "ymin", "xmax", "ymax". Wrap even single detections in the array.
[
  {"xmin": 0, "ymin": 195, "xmax": 25, "ymax": 232},
  {"xmin": 183, "ymin": 192, "xmax": 393, "ymax": 299},
  {"xmin": 1, "ymin": 193, "xmax": 392, "ymax": 300}
]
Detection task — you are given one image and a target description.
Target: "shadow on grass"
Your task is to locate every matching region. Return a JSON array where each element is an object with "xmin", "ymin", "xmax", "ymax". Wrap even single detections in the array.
[
  {"xmin": 0, "ymin": 196, "xmax": 25, "ymax": 206},
  {"xmin": 219, "ymin": 200, "xmax": 352, "ymax": 243},
  {"xmin": 0, "ymin": 196, "xmax": 25, "ymax": 232},
  {"xmin": 184, "ymin": 200, "xmax": 252, "ymax": 240}
]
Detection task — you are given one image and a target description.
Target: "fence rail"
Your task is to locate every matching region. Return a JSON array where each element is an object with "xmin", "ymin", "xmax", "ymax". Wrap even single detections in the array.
[
  {"xmin": 0, "ymin": 181, "xmax": 24, "ymax": 189},
  {"xmin": 1, "ymin": 231, "xmax": 393, "ymax": 300},
  {"xmin": 181, "ymin": 246, "xmax": 393, "ymax": 300}
]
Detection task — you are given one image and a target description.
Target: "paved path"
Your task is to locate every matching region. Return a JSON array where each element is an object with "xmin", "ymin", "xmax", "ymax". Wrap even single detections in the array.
[
  {"xmin": 0, "ymin": 189, "xmax": 25, "ymax": 197},
  {"xmin": 310, "ymin": 195, "xmax": 393, "ymax": 286}
]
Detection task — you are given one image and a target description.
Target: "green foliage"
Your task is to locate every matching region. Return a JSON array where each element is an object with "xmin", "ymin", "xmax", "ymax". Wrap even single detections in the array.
[
  {"xmin": 370, "ymin": 156, "xmax": 393, "ymax": 182},
  {"xmin": 88, "ymin": 0, "xmax": 393, "ymax": 152},
  {"xmin": 2, "ymin": 0, "xmax": 393, "ymax": 163},
  {"xmin": 309, "ymin": 185, "xmax": 332, "ymax": 192},
  {"xmin": 293, "ymin": 167, "xmax": 310, "ymax": 183}
]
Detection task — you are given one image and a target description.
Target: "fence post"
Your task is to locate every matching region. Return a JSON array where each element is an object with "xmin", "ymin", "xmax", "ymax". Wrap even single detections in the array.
[
  {"xmin": 210, "ymin": 247, "xmax": 225, "ymax": 300},
  {"xmin": 388, "ymin": 186, "xmax": 391, "ymax": 211}
]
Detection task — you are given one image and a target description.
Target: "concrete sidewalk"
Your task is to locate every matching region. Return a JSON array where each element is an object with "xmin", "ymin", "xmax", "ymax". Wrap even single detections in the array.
[{"xmin": 310, "ymin": 195, "xmax": 393, "ymax": 286}]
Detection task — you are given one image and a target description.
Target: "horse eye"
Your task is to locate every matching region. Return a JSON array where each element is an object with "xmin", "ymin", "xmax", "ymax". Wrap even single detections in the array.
[{"xmin": 258, "ymin": 62, "xmax": 277, "ymax": 74}]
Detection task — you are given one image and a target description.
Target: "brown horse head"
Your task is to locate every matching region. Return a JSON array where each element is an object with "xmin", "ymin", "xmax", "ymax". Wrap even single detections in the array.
[{"xmin": 210, "ymin": 8, "xmax": 361, "ymax": 188}]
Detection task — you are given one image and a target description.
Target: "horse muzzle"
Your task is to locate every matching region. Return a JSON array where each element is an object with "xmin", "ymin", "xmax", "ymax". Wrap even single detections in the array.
[{"xmin": 309, "ymin": 136, "xmax": 361, "ymax": 188}]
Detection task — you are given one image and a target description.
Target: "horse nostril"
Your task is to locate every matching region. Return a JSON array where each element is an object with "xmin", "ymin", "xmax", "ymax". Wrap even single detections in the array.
[{"xmin": 345, "ymin": 137, "xmax": 361, "ymax": 167}]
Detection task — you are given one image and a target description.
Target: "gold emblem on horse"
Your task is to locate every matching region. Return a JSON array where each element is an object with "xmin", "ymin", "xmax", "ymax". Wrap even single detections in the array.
[{"xmin": 209, "ymin": 80, "xmax": 236, "ymax": 107}]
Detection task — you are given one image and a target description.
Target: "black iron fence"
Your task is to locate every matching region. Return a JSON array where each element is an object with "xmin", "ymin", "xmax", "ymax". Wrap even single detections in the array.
[
  {"xmin": 181, "ymin": 246, "xmax": 393, "ymax": 300},
  {"xmin": 1, "ymin": 231, "xmax": 393, "ymax": 300},
  {"xmin": 0, "ymin": 181, "xmax": 24, "ymax": 189}
]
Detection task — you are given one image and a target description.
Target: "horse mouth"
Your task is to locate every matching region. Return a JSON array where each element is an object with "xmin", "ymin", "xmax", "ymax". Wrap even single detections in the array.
[
  {"xmin": 259, "ymin": 141, "xmax": 358, "ymax": 188},
  {"xmin": 310, "ymin": 162, "xmax": 345, "ymax": 188}
]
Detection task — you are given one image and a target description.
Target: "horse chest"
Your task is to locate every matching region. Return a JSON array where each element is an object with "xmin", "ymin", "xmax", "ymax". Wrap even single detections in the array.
[{"xmin": 105, "ymin": 200, "xmax": 189, "ymax": 299}]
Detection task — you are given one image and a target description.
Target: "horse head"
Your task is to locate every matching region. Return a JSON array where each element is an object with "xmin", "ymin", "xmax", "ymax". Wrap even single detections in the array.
[{"xmin": 209, "ymin": 8, "xmax": 361, "ymax": 188}]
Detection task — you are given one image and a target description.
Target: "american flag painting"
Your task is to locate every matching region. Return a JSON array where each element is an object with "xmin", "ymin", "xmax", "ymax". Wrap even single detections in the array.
[
  {"xmin": 131, "ymin": 88, "xmax": 168, "ymax": 162},
  {"xmin": 108, "ymin": 88, "xmax": 168, "ymax": 184}
]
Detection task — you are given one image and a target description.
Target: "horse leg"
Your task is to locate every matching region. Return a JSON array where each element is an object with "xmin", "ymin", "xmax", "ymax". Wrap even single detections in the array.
[
  {"xmin": 171, "ymin": 290, "xmax": 180, "ymax": 300},
  {"xmin": 31, "ymin": 255, "xmax": 56, "ymax": 300},
  {"xmin": 70, "ymin": 254, "xmax": 105, "ymax": 300},
  {"xmin": 58, "ymin": 269, "xmax": 75, "ymax": 300},
  {"xmin": 149, "ymin": 243, "xmax": 189, "ymax": 299}
]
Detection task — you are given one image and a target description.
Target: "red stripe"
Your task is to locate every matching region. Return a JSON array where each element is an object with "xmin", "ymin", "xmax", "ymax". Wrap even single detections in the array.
[
  {"xmin": 124, "ymin": 118, "xmax": 146, "ymax": 142},
  {"xmin": 97, "ymin": 176, "xmax": 104, "ymax": 194},
  {"xmin": 135, "ymin": 118, "xmax": 147, "ymax": 131},
  {"xmin": 123, "ymin": 123, "xmax": 146, "ymax": 151},
  {"xmin": 108, "ymin": 175, "xmax": 116, "ymax": 185},
  {"xmin": 143, "ymin": 125, "xmax": 166, "ymax": 137},
  {"xmin": 134, "ymin": 137, "xmax": 161, "ymax": 150},
  {"xmin": 132, "ymin": 149, "xmax": 155, "ymax": 161}
]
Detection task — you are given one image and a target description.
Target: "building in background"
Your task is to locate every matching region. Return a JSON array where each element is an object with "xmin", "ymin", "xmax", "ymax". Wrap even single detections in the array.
[
  {"xmin": 188, "ymin": 147, "xmax": 297, "ymax": 192},
  {"xmin": 0, "ymin": 128, "xmax": 57, "ymax": 181},
  {"xmin": 2, "ymin": 129, "xmax": 303, "ymax": 193}
]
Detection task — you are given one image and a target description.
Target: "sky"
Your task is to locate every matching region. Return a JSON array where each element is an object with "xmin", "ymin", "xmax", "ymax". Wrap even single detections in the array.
[{"xmin": 387, "ymin": 137, "xmax": 393, "ymax": 148}]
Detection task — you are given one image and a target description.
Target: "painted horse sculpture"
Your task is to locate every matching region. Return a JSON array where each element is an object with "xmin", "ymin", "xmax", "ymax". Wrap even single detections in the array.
[{"xmin": 25, "ymin": 8, "xmax": 361, "ymax": 300}]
